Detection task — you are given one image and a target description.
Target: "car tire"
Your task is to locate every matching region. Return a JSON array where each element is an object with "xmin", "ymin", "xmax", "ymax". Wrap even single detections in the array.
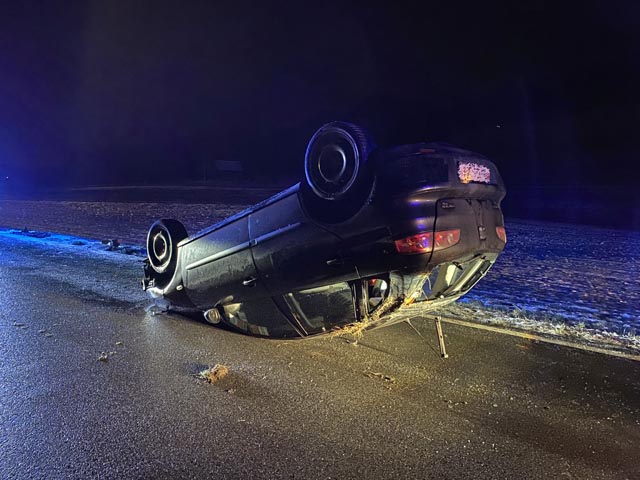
[
  {"xmin": 301, "ymin": 121, "xmax": 376, "ymax": 223},
  {"xmin": 146, "ymin": 219, "xmax": 188, "ymax": 275}
]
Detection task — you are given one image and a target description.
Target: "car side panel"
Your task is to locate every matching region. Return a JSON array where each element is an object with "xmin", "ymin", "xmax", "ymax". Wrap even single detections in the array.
[
  {"xmin": 182, "ymin": 216, "xmax": 267, "ymax": 308},
  {"xmin": 249, "ymin": 193, "xmax": 358, "ymax": 295}
]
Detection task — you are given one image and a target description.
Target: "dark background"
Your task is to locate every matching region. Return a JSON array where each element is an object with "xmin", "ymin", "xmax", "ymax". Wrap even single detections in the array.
[{"xmin": 1, "ymin": 1, "xmax": 638, "ymax": 227}]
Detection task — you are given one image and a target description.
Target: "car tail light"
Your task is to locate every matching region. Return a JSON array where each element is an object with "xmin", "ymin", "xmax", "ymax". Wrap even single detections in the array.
[
  {"xmin": 394, "ymin": 229, "xmax": 460, "ymax": 255},
  {"xmin": 496, "ymin": 226, "xmax": 507, "ymax": 243},
  {"xmin": 434, "ymin": 229, "xmax": 460, "ymax": 250},
  {"xmin": 394, "ymin": 233, "xmax": 432, "ymax": 254}
]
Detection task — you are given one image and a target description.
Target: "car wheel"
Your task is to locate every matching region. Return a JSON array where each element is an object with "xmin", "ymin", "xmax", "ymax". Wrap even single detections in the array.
[
  {"xmin": 146, "ymin": 219, "xmax": 188, "ymax": 275},
  {"xmin": 301, "ymin": 121, "xmax": 376, "ymax": 223}
]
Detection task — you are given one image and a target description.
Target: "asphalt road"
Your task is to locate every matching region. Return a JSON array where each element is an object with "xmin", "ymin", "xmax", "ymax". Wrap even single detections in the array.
[{"xmin": 1, "ymin": 233, "xmax": 639, "ymax": 479}]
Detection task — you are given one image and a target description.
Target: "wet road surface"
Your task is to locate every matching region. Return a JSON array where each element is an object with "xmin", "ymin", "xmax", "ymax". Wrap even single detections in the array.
[{"xmin": 1, "ymin": 233, "xmax": 639, "ymax": 479}]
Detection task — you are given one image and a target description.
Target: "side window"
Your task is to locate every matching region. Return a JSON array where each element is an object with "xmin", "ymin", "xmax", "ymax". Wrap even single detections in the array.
[
  {"xmin": 285, "ymin": 282, "xmax": 355, "ymax": 335},
  {"xmin": 222, "ymin": 298, "xmax": 302, "ymax": 338},
  {"xmin": 366, "ymin": 277, "xmax": 389, "ymax": 312}
]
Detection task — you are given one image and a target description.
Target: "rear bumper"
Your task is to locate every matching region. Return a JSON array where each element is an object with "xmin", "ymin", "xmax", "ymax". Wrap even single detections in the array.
[{"xmin": 363, "ymin": 251, "xmax": 500, "ymax": 331}]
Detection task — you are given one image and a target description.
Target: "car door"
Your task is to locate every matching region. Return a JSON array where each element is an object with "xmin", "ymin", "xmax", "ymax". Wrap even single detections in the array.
[
  {"xmin": 249, "ymin": 190, "xmax": 358, "ymax": 295},
  {"xmin": 182, "ymin": 215, "xmax": 269, "ymax": 307}
]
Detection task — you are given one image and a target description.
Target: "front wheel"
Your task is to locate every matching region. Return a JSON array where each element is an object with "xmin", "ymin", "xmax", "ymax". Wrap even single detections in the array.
[{"xmin": 146, "ymin": 219, "xmax": 188, "ymax": 276}]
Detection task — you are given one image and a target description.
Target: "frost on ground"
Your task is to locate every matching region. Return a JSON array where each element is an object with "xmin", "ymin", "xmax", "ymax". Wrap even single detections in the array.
[
  {"xmin": 0, "ymin": 197, "xmax": 638, "ymax": 351},
  {"xmin": 435, "ymin": 220, "xmax": 640, "ymax": 351},
  {"xmin": 439, "ymin": 301, "xmax": 640, "ymax": 353},
  {"xmin": 0, "ymin": 199, "xmax": 247, "ymax": 245}
]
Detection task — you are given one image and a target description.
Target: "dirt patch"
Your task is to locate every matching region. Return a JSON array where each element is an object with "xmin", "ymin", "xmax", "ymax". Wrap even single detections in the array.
[{"xmin": 195, "ymin": 364, "xmax": 230, "ymax": 384}]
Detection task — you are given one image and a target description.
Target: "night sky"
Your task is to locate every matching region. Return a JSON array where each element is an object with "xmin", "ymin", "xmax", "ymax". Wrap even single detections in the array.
[{"xmin": 1, "ymin": 1, "xmax": 639, "ymax": 215}]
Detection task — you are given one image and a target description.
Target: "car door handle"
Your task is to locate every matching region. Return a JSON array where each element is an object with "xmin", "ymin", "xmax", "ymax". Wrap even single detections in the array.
[{"xmin": 242, "ymin": 276, "xmax": 257, "ymax": 287}]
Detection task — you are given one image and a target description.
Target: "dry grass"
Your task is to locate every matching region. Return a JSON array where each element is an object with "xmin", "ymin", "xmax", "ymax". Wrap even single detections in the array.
[
  {"xmin": 329, "ymin": 296, "xmax": 406, "ymax": 340},
  {"xmin": 328, "ymin": 319, "xmax": 371, "ymax": 340},
  {"xmin": 195, "ymin": 364, "xmax": 230, "ymax": 384}
]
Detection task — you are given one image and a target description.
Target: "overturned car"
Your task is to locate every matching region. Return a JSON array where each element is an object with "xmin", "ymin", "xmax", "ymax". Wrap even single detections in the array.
[{"xmin": 143, "ymin": 122, "xmax": 506, "ymax": 338}]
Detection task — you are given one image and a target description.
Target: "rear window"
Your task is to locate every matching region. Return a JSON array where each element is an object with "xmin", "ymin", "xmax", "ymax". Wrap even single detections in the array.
[{"xmin": 381, "ymin": 155, "xmax": 449, "ymax": 189}]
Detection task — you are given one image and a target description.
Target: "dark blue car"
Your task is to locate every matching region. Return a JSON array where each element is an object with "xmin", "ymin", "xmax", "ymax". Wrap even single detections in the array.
[{"xmin": 142, "ymin": 122, "xmax": 506, "ymax": 338}]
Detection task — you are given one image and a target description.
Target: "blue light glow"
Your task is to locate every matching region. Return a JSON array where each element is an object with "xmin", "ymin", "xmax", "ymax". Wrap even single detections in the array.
[{"xmin": 413, "ymin": 217, "xmax": 430, "ymax": 232}]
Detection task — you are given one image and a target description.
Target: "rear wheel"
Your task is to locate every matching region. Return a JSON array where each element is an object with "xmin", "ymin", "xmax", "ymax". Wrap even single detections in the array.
[
  {"xmin": 301, "ymin": 121, "xmax": 376, "ymax": 223},
  {"xmin": 146, "ymin": 219, "xmax": 188, "ymax": 276}
]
